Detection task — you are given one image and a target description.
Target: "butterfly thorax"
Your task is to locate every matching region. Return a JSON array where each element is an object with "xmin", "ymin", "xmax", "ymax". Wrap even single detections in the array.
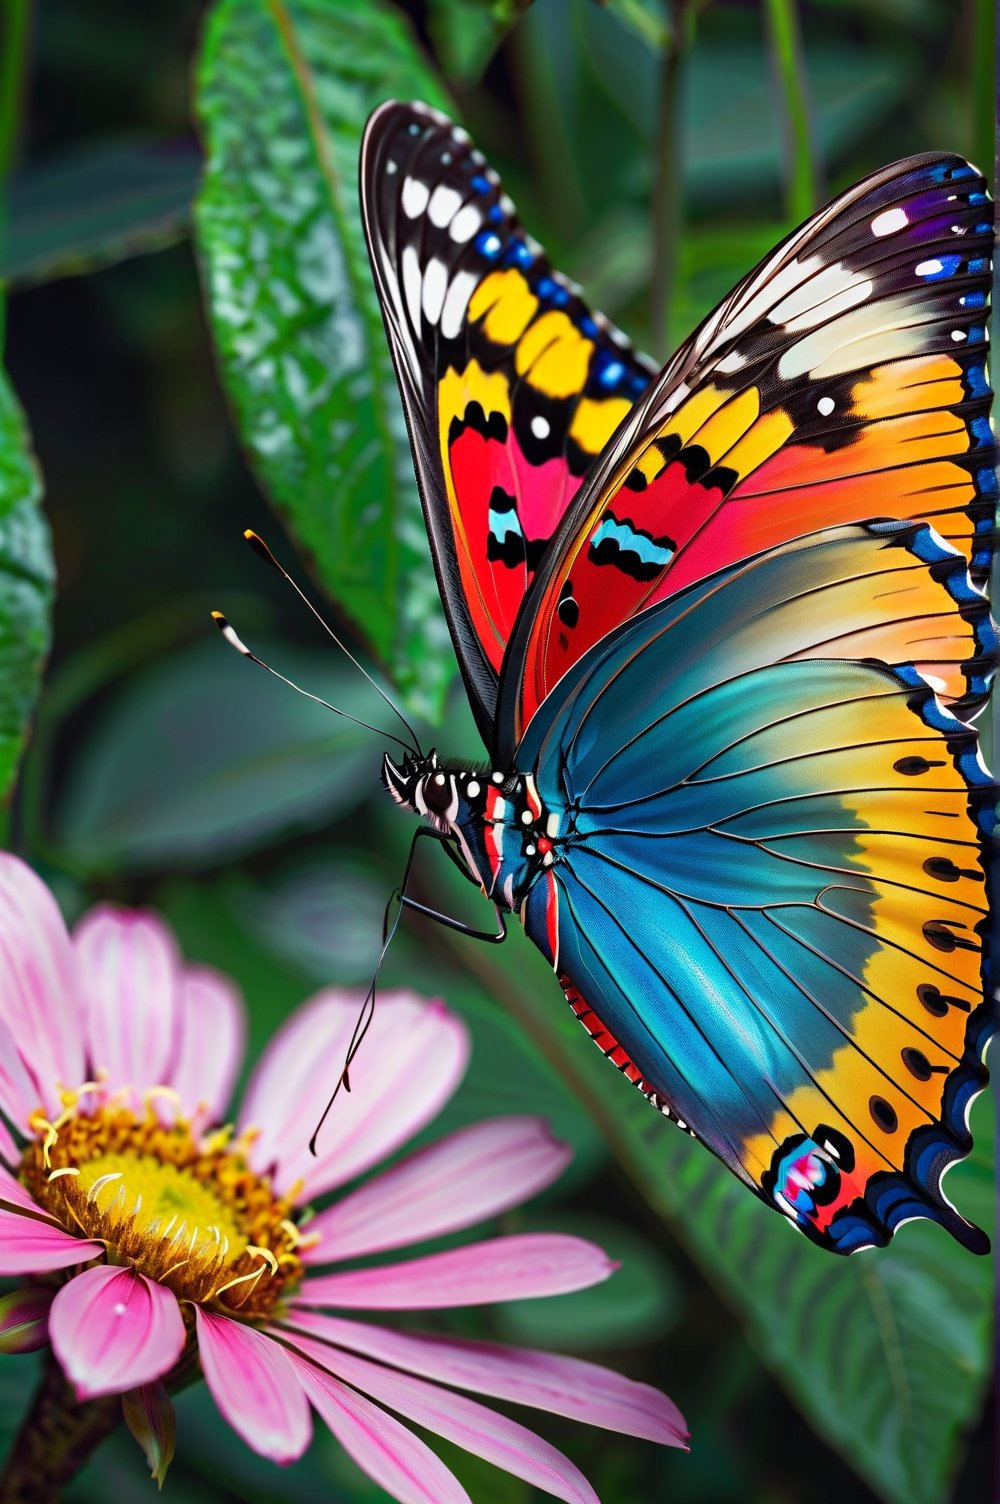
[{"xmin": 382, "ymin": 751, "xmax": 566, "ymax": 911}]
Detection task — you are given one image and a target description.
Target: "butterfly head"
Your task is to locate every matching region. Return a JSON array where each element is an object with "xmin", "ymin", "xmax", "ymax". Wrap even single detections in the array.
[
  {"xmin": 381, "ymin": 748, "xmax": 461, "ymax": 829},
  {"xmin": 382, "ymin": 748, "xmax": 499, "ymax": 840}
]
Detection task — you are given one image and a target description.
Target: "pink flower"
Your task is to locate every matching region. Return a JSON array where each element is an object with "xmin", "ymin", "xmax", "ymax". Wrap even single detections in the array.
[{"xmin": 0, "ymin": 854, "xmax": 688, "ymax": 1499}]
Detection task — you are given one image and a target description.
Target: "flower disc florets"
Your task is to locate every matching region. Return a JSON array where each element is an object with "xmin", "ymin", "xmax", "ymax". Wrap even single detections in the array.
[{"xmin": 21, "ymin": 1091, "xmax": 304, "ymax": 1318}]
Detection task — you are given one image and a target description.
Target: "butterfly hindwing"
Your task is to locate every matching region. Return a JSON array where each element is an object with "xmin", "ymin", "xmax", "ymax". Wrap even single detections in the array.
[
  {"xmin": 361, "ymin": 100, "xmax": 654, "ymax": 744},
  {"xmin": 499, "ymin": 153, "xmax": 996, "ymax": 755},
  {"xmin": 517, "ymin": 521, "xmax": 997, "ymax": 1253}
]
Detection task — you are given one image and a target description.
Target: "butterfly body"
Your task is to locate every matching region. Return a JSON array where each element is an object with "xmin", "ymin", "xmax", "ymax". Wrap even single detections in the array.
[
  {"xmin": 382, "ymin": 752, "xmax": 562, "ymax": 913},
  {"xmin": 363, "ymin": 100, "xmax": 999, "ymax": 1255}
]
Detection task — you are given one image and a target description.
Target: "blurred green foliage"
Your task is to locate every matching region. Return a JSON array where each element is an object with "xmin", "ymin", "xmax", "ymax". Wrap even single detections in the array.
[{"xmin": 0, "ymin": 1, "xmax": 994, "ymax": 1502}]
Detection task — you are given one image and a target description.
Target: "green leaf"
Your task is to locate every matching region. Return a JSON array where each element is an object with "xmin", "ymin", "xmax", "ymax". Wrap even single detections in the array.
[
  {"xmin": 595, "ymin": 0, "xmax": 672, "ymax": 51},
  {"xmin": 1, "ymin": 137, "xmax": 198, "ymax": 288},
  {"xmin": 194, "ymin": 0, "xmax": 456, "ymax": 723},
  {"xmin": 428, "ymin": 0, "xmax": 528, "ymax": 84},
  {"xmin": 0, "ymin": 367, "xmax": 53, "ymax": 808},
  {"xmin": 228, "ymin": 851, "xmax": 392, "ymax": 986},
  {"xmin": 575, "ymin": 2, "xmax": 913, "ymax": 202},
  {"xmin": 52, "ymin": 635, "xmax": 374, "ymax": 875}
]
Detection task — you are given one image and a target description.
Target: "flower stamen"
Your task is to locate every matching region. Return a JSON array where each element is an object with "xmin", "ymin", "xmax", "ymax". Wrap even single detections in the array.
[{"xmin": 19, "ymin": 1097, "xmax": 302, "ymax": 1318}]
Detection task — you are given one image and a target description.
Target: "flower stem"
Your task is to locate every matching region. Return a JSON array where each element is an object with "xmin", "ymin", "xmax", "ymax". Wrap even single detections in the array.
[
  {"xmin": 0, "ymin": 0, "xmax": 32, "ymax": 350},
  {"xmin": 0, "ymin": 1357, "xmax": 120, "ymax": 1502},
  {"xmin": 763, "ymin": 0, "xmax": 818, "ymax": 223}
]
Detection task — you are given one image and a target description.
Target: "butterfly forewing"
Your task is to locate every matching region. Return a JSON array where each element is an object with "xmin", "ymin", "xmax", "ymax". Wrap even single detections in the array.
[
  {"xmin": 498, "ymin": 153, "xmax": 996, "ymax": 756},
  {"xmin": 361, "ymin": 100, "xmax": 655, "ymax": 745}
]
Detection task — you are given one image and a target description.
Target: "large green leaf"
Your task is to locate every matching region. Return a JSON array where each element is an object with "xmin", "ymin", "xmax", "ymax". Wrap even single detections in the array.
[
  {"xmin": 51, "ymin": 635, "xmax": 374, "ymax": 875},
  {"xmin": 2, "ymin": 137, "xmax": 198, "ymax": 288},
  {"xmin": 195, "ymin": 0, "xmax": 455, "ymax": 723},
  {"xmin": 0, "ymin": 368, "xmax": 53, "ymax": 807},
  {"xmin": 425, "ymin": 851, "xmax": 993, "ymax": 1504}
]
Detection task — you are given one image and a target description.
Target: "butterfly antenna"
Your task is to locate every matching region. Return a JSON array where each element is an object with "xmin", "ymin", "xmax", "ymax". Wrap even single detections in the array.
[
  {"xmin": 308, "ymin": 885, "xmax": 404, "ymax": 1155},
  {"xmin": 243, "ymin": 530, "xmax": 422, "ymax": 756},
  {"xmin": 211, "ymin": 611, "xmax": 415, "ymax": 754}
]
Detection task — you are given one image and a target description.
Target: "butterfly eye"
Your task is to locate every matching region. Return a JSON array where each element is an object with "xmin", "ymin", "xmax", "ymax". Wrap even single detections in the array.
[{"xmin": 422, "ymin": 772, "xmax": 454, "ymax": 817}]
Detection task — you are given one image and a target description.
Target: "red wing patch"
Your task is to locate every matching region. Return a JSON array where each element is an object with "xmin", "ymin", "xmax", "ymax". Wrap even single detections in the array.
[{"xmin": 361, "ymin": 101, "xmax": 653, "ymax": 743}]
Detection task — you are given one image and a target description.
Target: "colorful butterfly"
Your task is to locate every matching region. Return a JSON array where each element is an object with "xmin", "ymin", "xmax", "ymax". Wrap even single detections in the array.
[{"xmin": 361, "ymin": 100, "xmax": 998, "ymax": 1256}]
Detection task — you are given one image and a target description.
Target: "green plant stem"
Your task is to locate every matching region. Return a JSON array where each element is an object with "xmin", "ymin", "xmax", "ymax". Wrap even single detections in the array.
[
  {"xmin": 0, "ymin": 0, "xmax": 32, "ymax": 348},
  {"xmin": 650, "ymin": 1, "xmax": 690, "ymax": 357},
  {"xmin": 0, "ymin": 1355, "xmax": 119, "ymax": 1501},
  {"xmin": 763, "ymin": 0, "xmax": 817, "ymax": 224},
  {"xmin": 0, "ymin": 0, "xmax": 29, "ymax": 182}
]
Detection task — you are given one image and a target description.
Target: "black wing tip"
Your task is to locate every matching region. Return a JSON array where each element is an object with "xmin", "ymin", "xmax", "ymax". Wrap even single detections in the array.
[{"xmin": 364, "ymin": 98, "xmax": 454, "ymax": 143}]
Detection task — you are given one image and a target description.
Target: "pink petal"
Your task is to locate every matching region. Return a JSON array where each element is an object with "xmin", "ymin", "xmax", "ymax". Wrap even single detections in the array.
[
  {"xmin": 289, "ymin": 1349, "xmax": 470, "ymax": 1504},
  {"xmin": 50, "ymin": 1265, "xmax": 185, "ymax": 1399},
  {"xmin": 0, "ymin": 1112, "xmax": 20, "ymax": 1168},
  {"xmin": 170, "ymin": 965, "xmax": 245, "ymax": 1124},
  {"xmin": 0, "ymin": 1287, "xmax": 53, "ymax": 1353},
  {"xmin": 305, "ymin": 1116, "xmax": 572, "ymax": 1264},
  {"xmin": 0, "ymin": 1207, "xmax": 102, "ymax": 1275},
  {"xmin": 238, "ymin": 989, "xmax": 468, "ymax": 1201},
  {"xmin": 0, "ymin": 854, "xmax": 84, "ymax": 1114},
  {"xmin": 294, "ymin": 1234, "xmax": 615, "ymax": 1310},
  {"xmin": 284, "ymin": 1330, "xmax": 598, "ymax": 1504},
  {"xmin": 282, "ymin": 1311, "xmax": 689, "ymax": 1447},
  {"xmin": 0, "ymin": 1015, "xmax": 38, "ymax": 1135},
  {"xmin": 195, "ymin": 1309, "xmax": 311, "ymax": 1465},
  {"xmin": 0, "ymin": 1164, "xmax": 62, "ymax": 1225},
  {"xmin": 74, "ymin": 907, "xmax": 181, "ymax": 1097}
]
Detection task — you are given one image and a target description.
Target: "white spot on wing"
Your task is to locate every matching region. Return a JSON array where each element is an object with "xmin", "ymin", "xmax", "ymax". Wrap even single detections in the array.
[
  {"xmin": 871, "ymin": 207, "xmax": 909, "ymax": 237},
  {"xmin": 402, "ymin": 177, "xmax": 430, "ymax": 218},
  {"xmin": 422, "ymin": 258, "xmax": 448, "ymax": 325},
  {"xmin": 449, "ymin": 204, "xmax": 481, "ymax": 244},
  {"xmin": 716, "ymin": 349, "xmax": 746, "ymax": 374},
  {"xmin": 429, "ymin": 184, "xmax": 462, "ymax": 228},
  {"xmin": 530, "ymin": 416, "xmax": 551, "ymax": 440},
  {"xmin": 776, "ymin": 291, "xmax": 931, "ymax": 380},
  {"xmin": 817, "ymin": 395, "xmax": 835, "ymax": 416},
  {"xmin": 916, "ymin": 258, "xmax": 944, "ymax": 277},
  {"xmin": 440, "ymin": 269, "xmax": 479, "ymax": 340},
  {"xmin": 402, "ymin": 245, "xmax": 423, "ymax": 328},
  {"xmin": 769, "ymin": 264, "xmax": 872, "ymax": 330}
]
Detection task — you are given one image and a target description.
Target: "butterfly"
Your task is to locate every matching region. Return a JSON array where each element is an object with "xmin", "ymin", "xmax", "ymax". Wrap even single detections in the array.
[{"xmin": 360, "ymin": 99, "xmax": 998, "ymax": 1256}]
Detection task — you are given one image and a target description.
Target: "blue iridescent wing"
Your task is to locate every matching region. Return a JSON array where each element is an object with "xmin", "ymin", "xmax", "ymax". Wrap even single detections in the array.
[{"xmin": 517, "ymin": 522, "xmax": 997, "ymax": 1254}]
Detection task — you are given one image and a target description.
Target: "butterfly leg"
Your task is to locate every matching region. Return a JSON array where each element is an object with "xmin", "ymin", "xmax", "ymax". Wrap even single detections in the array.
[{"xmin": 396, "ymin": 827, "xmax": 508, "ymax": 944}]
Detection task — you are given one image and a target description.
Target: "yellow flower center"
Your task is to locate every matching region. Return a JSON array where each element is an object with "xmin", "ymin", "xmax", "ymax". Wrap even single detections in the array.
[{"xmin": 20, "ymin": 1093, "xmax": 309, "ymax": 1319}]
